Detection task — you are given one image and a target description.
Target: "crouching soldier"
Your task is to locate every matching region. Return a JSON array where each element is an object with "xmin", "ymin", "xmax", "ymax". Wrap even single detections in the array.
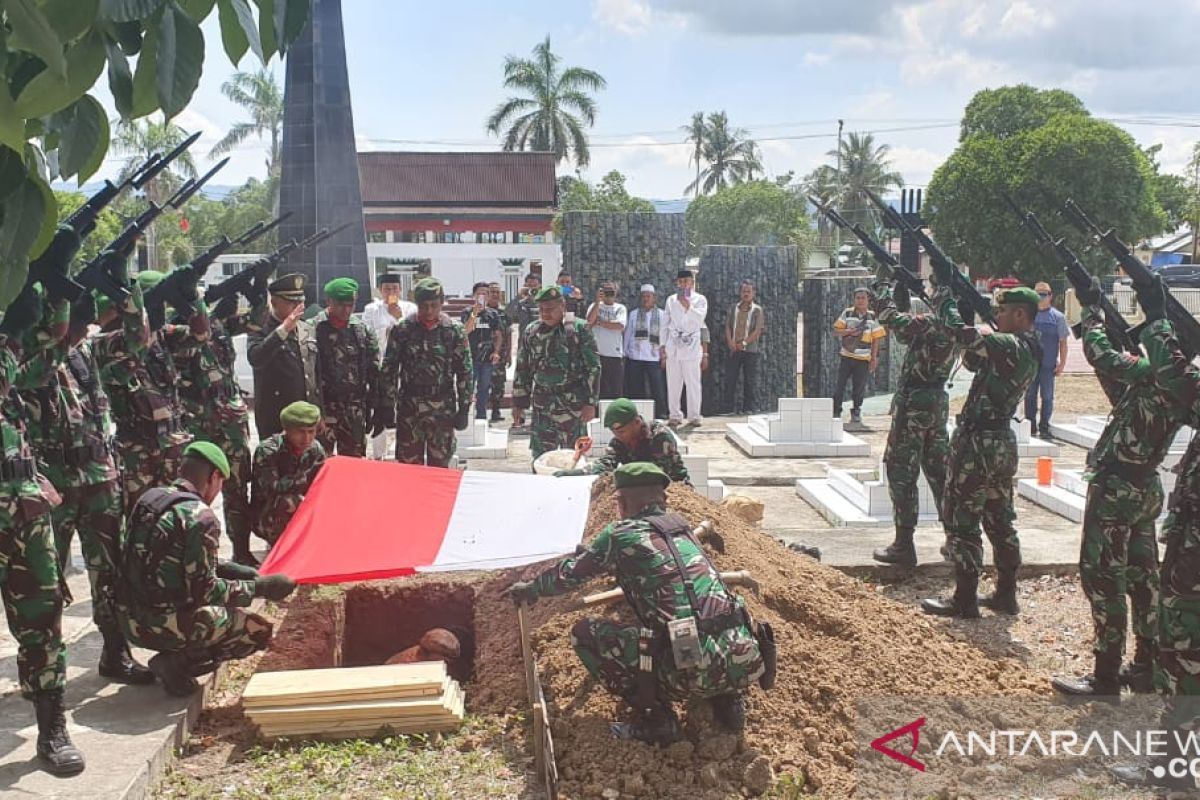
[
  {"xmin": 115, "ymin": 441, "xmax": 298, "ymax": 696},
  {"xmin": 251, "ymin": 401, "xmax": 327, "ymax": 545},
  {"xmin": 555, "ymin": 397, "xmax": 690, "ymax": 485},
  {"xmin": 508, "ymin": 462, "xmax": 773, "ymax": 744}
]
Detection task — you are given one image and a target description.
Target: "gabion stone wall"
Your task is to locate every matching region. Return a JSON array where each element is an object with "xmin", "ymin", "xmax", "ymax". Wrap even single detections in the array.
[
  {"xmin": 800, "ymin": 276, "xmax": 897, "ymax": 400},
  {"xmin": 697, "ymin": 246, "xmax": 799, "ymax": 415},
  {"xmin": 560, "ymin": 211, "xmax": 688, "ymax": 299}
]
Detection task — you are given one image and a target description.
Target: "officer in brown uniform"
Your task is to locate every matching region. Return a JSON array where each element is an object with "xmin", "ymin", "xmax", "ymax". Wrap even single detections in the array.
[{"xmin": 246, "ymin": 274, "xmax": 321, "ymax": 440}]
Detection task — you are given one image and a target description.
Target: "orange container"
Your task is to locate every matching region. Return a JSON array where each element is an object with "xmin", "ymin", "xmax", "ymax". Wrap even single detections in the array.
[{"xmin": 1037, "ymin": 456, "xmax": 1054, "ymax": 486}]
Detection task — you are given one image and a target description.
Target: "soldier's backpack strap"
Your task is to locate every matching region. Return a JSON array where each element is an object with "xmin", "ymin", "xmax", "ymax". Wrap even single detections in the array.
[
  {"xmin": 123, "ymin": 487, "xmax": 205, "ymax": 603},
  {"xmin": 645, "ymin": 512, "xmax": 747, "ymax": 637}
]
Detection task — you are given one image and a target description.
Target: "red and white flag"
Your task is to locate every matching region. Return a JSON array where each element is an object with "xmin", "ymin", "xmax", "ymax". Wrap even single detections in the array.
[{"xmin": 260, "ymin": 456, "xmax": 594, "ymax": 584}]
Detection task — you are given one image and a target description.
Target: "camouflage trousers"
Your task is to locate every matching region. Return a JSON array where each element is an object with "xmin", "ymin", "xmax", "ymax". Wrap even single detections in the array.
[
  {"xmin": 0, "ymin": 492, "xmax": 65, "ymax": 696},
  {"xmin": 193, "ymin": 416, "xmax": 254, "ymax": 547},
  {"xmin": 119, "ymin": 603, "xmax": 274, "ymax": 666},
  {"xmin": 942, "ymin": 428, "xmax": 1021, "ymax": 577},
  {"xmin": 256, "ymin": 497, "xmax": 299, "ymax": 546},
  {"xmin": 395, "ymin": 400, "xmax": 456, "ymax": 468},
  {"xmin": 1080, "ymin": 473, "xmax": 1161, "ymax": 660},
  {"xmin": 883, "ymin": 398, "xmax": 950, "ymax": 534},
  {"xmin": 320, "ymin": 400, "xmax": 368, "ymax": 458},
  {"xmin": 1155, "ymin": 506, "xmax": 1200, "ymax": 696},
  {"xmin": 119, "ymin": 440, "xmax": 187, "ymax": 516},
  {"xmin": 52, "ymin": 479, "xmax": 123, "ymax": 632},
  {"xmin": 488, "ymin": 364, "xmax": 507, "ymax": 412},
  {"xmin": 569, "ymin": 618, "xmax": 764, "ymax": 704},
  {"xmin": 529, "ymin": 394, "xmax": 585, "ymax": 462}
]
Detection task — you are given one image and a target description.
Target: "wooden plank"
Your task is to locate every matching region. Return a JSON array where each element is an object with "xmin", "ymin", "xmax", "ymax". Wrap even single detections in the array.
[
  {"xmin": 243, "ymin": 662, "xmax": 447, "ymax": 706},
  {"xmin": 256, "ymin": 686, "xmax": 465, "ymax": 739},
  {"xmin": 259, "ymin": 716, "xmax": 464, "ymax": 740},
  {"xmin": 248, "ymin": 682, "xmax": 463, "ymax": 724},
  {"xmin": 244, "ymin": 677, "xmax": 450, "ymax": 709}
]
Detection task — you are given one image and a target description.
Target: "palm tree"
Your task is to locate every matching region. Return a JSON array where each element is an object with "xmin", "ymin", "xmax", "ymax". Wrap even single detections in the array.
[
  {"xmin": 686, "ymin": 111, "xmax": 762, "ymax": 196},
  {"xmin": 682, "ymin": 111, "xmax": 706, "ymax": 199},
  {"xmin": 209, "ymin": 69, "xmax": 284, "ymax": 179},
  {"xmin": 802, "ymin": 164, "xmax": 840, "ymax": 244},
  {"xmin": 112, "ymin": 117, "xmax": 199, "ymax": 270},
  {"xmin": 485, "ymin": 36, "xmax": 606, "ymax": 167},
  {"xmin": 825, "ymin": 132, "xmax": 903, "ymax": 231}
]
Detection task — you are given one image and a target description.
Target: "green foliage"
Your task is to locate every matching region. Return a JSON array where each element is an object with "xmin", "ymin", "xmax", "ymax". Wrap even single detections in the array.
[
  {"xmin": 0, "ymin": 0, "xmax": 310, "ymax": 309},
  {"xmin": 53, "ymin": 189, "xmax": 124, "ymax": 264},
  {"xmin": 682, "ymin": 111, "xmax": 763, "ymax": 197},
  {"xmin": 554, "ymin": 169, "xmax": 654, "ymax": 235},
  {"xmin": 485, "ymin": 36, "xmax": 606, "ymax": 168},
  {"xmin": 1145, "ymin": 144, "xmax": 1195, "ymax": 232},
  {"xmin": 927, "ymin": 86, "xmax": 1167, "ymax": 283},
  {"xmin": 209, "ymin": 68, "xmax": 283, "ymax": 183},
  {"xmin": 802, "ymin": 131, "xmax": 903, "ymax": 237},
  {"xmin": 182, "ymin": 176, "xmax": 278, "ymax": 251},
  {"xmin": 685, "ymin": 180, "xmax": 811, "ymax": 252}
]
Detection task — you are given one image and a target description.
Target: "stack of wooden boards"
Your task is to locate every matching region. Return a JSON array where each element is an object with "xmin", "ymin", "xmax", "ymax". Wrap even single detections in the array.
[{"xmin": 242, "ymin": 661, "xmax": 466, "ymax": 739}]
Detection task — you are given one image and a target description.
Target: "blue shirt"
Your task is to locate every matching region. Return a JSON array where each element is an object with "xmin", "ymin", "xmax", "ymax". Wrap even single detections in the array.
[{"xmin": 1034, "ymin": 306, "xmax": 1069, "ymax": 367}]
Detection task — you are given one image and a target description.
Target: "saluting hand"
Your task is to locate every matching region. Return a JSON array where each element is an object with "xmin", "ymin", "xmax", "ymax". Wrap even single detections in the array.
[{"xmin": 281, "ymin": 304, "xmax": 303, "ymax": 334}]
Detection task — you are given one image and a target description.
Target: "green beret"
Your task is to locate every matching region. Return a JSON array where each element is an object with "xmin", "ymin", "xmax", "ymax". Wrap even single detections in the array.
[
  {"xmin": 613, "ymin": 462, "xmax": 670, "ymax": 490},
  {"xmin": 603, "ymin": 398, "xmax": 639, "ymax": 430},
  {"xmin": 534, "ymin": 285, "xmax": 563, "ymax": 303},
  {"xmin": 280, "ymin": 400, "xmax": 321, "ymax": 428},
  {"xmin": 269, "ymin": 273, "xmax": 306, "ymax": 301},
  {"xmin": 1000, "ymin": 286, "xmax": 1041, "ymax": 307},
  {"xmin": 183, "ymin": 440, "xmax": 230, "ymax": 478},
  {"xmin": 324, "ymin": 277, "xmax": 359, "ymax": 301},
  {"xmin": 136, "ymin": 270, "xmax": 164, "ymax": 292},
  {"xmin": 95, "ymin": 292, "xmax": 113, "ymax": 318},
  {"xmin": 413, "ymin": 278, "xmax": 443, "ymax": 302}
]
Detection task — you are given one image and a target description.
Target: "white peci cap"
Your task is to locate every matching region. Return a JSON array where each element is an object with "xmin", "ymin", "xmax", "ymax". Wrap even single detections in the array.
[{"xmin": 640, "ymin": 284, "xmax": 656, "ymax": 294}]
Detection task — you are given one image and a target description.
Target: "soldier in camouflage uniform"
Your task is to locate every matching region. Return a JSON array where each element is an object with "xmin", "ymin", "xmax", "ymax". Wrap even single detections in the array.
[
  {"xmin": 512, "ymin": 285, "xmax": 601, "ymax": 463},
  {"xmin": 171, "ymin": 295, "xmax": 264, "ymax": 565},
  {"xmin": 488, "ymin": 282, "xmax": 510, "ymax": 423},
  {"xmin": 921, "ymin": 287, "xmax": 1041, "ymax": 620},
  {"xmin": 251, "ymin": 402, "xmax": 327, "ymax": 545},
  {"xmin": 1052, "ymin": 281, "xmax": 1188, "ymax": 698},
  {"xmin": 313, "ymin": 278, "xmax": 380, "ymax": 457},
  {"xmin": 509, "ymin": 463, "xmax": 766, "ymax": 744},
  {"xmin": 0, "ymin": 284, "xmax": 85, "ymax": 774},
  {"xmin": 116, "ymin": 441, "xmax": 297, "ymax": 697},
  {"xmin": 92, "ymin": 272, "xmax": 193, "ymax": 514},
  {"xmin": 555, "ymin": 398, "xmax": 690, "ymax": 484},
  {"xmin": 374, "ymin": 278, "xmax": 472, "ymax": 467},
  {"xmin": 16, "ymin": 292, "xmax": 154, "ymax": 684},
  {"xmin": 506, "ymin": 274, "xmax": 542, "ymax": 431},
  {"xmin": 870, "ymin": 280, "xmax": 960, "ymax": 567}
]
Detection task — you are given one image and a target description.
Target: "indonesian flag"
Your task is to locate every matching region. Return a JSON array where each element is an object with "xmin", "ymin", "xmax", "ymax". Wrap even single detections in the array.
[{"xmin": 260, "ymin": 457, "xmax": 595, "ymax": 584}]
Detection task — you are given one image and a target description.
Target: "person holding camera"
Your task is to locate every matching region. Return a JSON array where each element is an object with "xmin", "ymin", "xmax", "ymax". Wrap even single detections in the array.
[
  {"xmin": 461, "ymin": 282, "xmax": 503, "ymax": 420},
  {"xmin": 587, "ymin": 281, "xmax": 628, "ymax": 400}
]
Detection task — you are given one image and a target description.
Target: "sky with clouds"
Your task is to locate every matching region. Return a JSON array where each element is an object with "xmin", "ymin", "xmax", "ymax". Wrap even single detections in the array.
[{"xmin": 87, "ymin": 0, "xmax": 1200, "ymax": 201}]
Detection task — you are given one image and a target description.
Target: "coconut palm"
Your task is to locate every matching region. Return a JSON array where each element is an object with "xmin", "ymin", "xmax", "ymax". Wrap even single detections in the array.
[
  {"xmin": 485, "ymin": 36, "xmax": 606, "ymax": 167},
  {"xmin": 209, "ymin": 69, "xmax": 284, "ymax": 179},
  {"xmin": 686, "ymin": 111, "xmax": 762, "ymax": 196},
  {"xmin": 682, "ymin": 111, "xmax": 707, "ymax": 199},
  {"xmin": 825, "ymin": 132, "xmax": 903, "ymax": 230}
]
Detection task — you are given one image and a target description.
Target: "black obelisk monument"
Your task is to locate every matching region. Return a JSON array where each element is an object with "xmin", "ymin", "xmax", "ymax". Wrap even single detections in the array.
[{"xmin": 277, "ymin": 0, "xmax": 370, "ymax": 306}]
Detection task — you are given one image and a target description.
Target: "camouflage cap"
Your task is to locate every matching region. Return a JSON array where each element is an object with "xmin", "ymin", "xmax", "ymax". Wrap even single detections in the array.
[
  {"xmin": 1000, "ymin": 286, "xmax": 1041, "ymax": 306},
  {"xmin": 613, "ymin": 462, "xmax": 670, "ymax": 490},
  {"xmin": 323, "ymin": 277, "xmax": 359, "ymax": 301},
  {"xmin": 280, "ymin": 400, "xmax": 321, "ymax": 428},
  {"xmin": 269, "ymin": 273, "xmax": 306, "ymax": 301},
  {"xmin": 183, "ymin": 440, "xmax": 230, "ymax": 478},
  {"xmin": 413, "ymin": 277, "xmax": 444, "ymax": 302},
  {"xmin": 533, "ymin": 285, "xmax": 563, "ymax": 303},
  {"xmin": 603, "ymin": 398, "xmax": 639, "ymax": 430}
]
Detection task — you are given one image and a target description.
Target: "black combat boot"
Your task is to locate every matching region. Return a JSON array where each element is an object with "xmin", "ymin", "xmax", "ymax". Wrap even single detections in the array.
[
  {"xmin": 1120, "ymin": 637, "xmax": 1155, "ymax": 694},
  {"xmin": 97, "ymin": 626, "xmax": 154, "ymax": 685},
  {"xmin": 873, "ymin": 528, "xmax": 916, "ymax": 568},
  {"xmin": 710, "ymin": 693, "xmax": 746, "ymax": 733},
  {"xmin": 979, "ymin": 567, "xmax": 1019, "ymax": 615},
  {"xmin": 148, "ymin": 652, "xmax": 200, "ymax": 697},
  {"xmin": 230, "ymin": 532, "xmax": 260, "ymax": 568},
  {"xmin": 1051, "ymin": 651, "xmax": 1122, "ymax": 700},
  {"xmin": 921, "ymin": 569, "xmax": 981, "ymax": 619},
  {"xmin": 34, "ymin": 689, "xmax": 85, "ymax": 775},
  {"xmin": 490, "ymin": 409, "xmax": 503, "ymax": 423},
  {"xmin": 611, "ymin": 703, "xmax": 681, "ymax": 745}
]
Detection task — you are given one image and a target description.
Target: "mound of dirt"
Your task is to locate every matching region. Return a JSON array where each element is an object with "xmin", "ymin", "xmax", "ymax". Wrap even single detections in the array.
[{"xmin": 466, "ymin": 484, "xmax": 1047, "ymax": 798}]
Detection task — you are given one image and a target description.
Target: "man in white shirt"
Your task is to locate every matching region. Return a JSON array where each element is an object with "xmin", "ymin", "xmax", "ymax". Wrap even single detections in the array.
[
  {"xmin": 662, "ymin": 268, "xmax": 708, "ymax": 428},
  {"xmin": 586, "ymin": 281, "xmax": 628, "ymax": 399},
  {"xmin": 362, "ymin": 273, "xmax": 417, "ymax": 458},
  {"xmin": 623, "ymin": 284, "xmax": 666, "ymax": 418}
]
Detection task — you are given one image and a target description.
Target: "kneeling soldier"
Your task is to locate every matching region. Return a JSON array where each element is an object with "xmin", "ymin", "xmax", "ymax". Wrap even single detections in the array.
[
  {"xmin": 555, "ymin": 397, "xmax": 690, "ymax": 485},
  {"xmin": 251, "ymin": 401, "xmax": 327, "ymax": 545}
]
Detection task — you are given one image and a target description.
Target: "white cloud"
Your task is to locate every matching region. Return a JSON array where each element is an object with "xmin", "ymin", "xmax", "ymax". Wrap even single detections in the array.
[
  {"xmin": 801, "ymin": 51, "xmax": 832, "ymax": 66},
  {"xmin": 886, "ymin": 145, "xmax": 944, "ymax": 184},
  {"xmin": 592, "ymin": 0, "xmax": 657, "ymax": 35}
]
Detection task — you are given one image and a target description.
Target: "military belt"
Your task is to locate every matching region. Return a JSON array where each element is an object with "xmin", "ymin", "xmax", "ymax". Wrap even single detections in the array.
[
  {"xmin": 0, "ymin": 457, "xmax": 37, "ymax": 481},
  {"xmin": 1093, "ymin": 460, "xmax": 1152, "ymax": 485},
  {"xmin": 955, "ymin": 414, "xmax": 1010, "ymax": 431}
]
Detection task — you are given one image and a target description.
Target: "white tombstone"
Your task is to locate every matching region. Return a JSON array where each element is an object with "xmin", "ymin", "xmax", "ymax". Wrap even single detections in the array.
[
  {"xmin": 796, "ymin": 457, "xmax": 941, "ymax": 526},
  {"xmin": 1050, "ymin": 416, "xmax": 1192, "ymax": 470},
  {"xmin": 1017, "ymin": 465, "xmax": 1176, "ymax": 523},
  {"xmin": 726, "ymin": 397, "xmax": 871, "ymax": 458},
  {"xmin": 456, "ymin": 418, "xmax": 508, "ymax": 459},
  {"xmin": 682, "ymin": 454, "xmax": 725, "ymax": 502}
]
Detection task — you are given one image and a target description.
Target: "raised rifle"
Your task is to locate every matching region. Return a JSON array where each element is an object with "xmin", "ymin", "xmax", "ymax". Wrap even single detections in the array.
[
  {"xmin": 202, "ymin": 221, "xmax": 354, "ymax": 306},
  {"xmin": 1062, "ymin": 199, "xmax": 1200, "ymax": 359},
  {"xmin": 28, "ymin": 131, "xmax": 203, "ymax": 303},
  {"xmin": 865, "ymin": 189, "xmax": 997, "ymax": 326},
  {"xmin": 1004, "ymin": 196, "xmax": 1141, "ymax": 355},
  {"xmin": 807, "ymin": 194, "xmax": 931, "ymax": 305}
]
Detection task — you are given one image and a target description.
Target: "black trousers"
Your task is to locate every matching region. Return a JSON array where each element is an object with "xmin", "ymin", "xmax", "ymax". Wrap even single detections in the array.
[
  {"xmin": 833, "ymin": 357, "xmax": 869, "ymax": 415},
  {"xmin": 624, "ymin": 358, "xmax": 667, "ymax": 418},
  {"xmin": 724, "ymin": 351, "xmax": 760, "ymax": 413},
  {"xmin": 598, "ymin": 355, "xmax": 625, "ymax": 400}
]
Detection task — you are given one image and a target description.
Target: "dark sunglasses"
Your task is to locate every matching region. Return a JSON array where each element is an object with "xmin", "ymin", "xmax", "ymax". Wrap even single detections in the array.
[{"xmin": 1037, "ymin": 291, "xmax": 1051, "ymax": 297}]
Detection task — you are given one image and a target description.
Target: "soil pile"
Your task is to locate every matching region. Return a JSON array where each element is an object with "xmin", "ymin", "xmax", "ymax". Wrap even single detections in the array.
[{"xmin": 467, "ymin": 484, "xmax": 1047, "ymax": 799}]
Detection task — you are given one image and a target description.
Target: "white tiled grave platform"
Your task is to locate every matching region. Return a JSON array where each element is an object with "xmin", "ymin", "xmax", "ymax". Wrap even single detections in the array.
[
  {"xmin": 585, "ymin": 398, "xmax": 689, "ymax": 453},
  {"xmin": 457, "ymin": 417, "xmax": 509, "ymax": 459},
  {"xmin": 795, "ymin": 458, "xmax": 941, "ymax": 526},
  {"xmin": 1017, "ymin": 466, "xmax": 1177, "ymax": 523},
  {"xmin": 683, "ymin": 454, "xmax": 725, "ymax": 502},
  {"xmin": 726, "ymin": 398, "xmax": 871, "ymax": 458},
  {"xmin": 947, "ymin": 418, "xmax": 1059, "ymax": 459},
  {"xmin": 1050, "ymin": 416, "xmax": 1192, "ymax": 469}
]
